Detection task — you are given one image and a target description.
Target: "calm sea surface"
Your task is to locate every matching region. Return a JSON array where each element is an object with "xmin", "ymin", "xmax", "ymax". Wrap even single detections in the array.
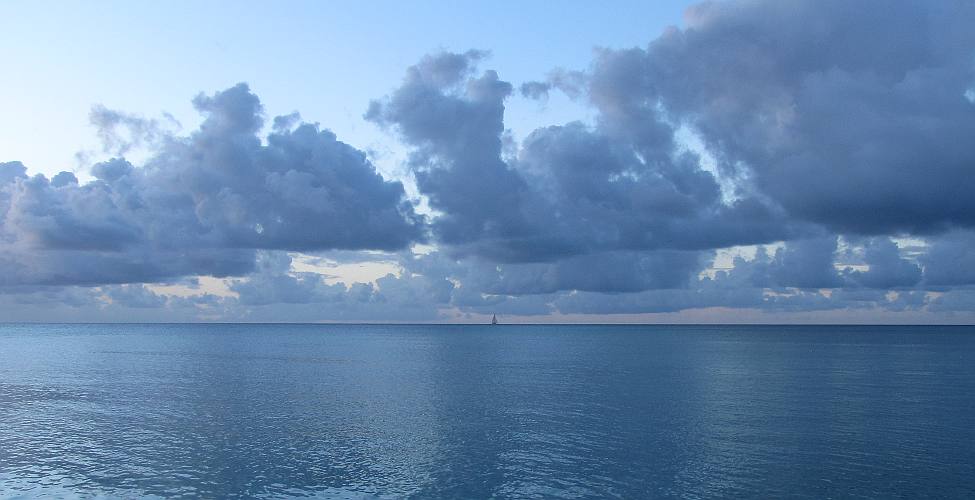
[{"xmin": 1, "ymin": 324, "xmax": 973, "ymax": 499}]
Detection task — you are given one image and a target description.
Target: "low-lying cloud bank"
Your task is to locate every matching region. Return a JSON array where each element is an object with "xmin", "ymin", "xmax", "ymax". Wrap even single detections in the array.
[{"xmin": 3, "ymin": 0, "xmax": 975, "ymax": 322}]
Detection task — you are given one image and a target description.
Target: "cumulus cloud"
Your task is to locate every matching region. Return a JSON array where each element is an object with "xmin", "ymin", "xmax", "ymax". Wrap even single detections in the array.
[
  {"xmin": 367, "ymin": 51, "xmax": 791, "ymax": 265},
  {"xmin": 3, "ymin": 0, "xmax": 975, "ymax": 321},
  {"xmin": 605, "ymin": 0, "xmax": 975, "ymax": 235},
  {"xmin": 0, "ymin": 84, "xmax": 423, "ymax": 288},
  {"xmin": 921, "ymin": 231, "xmax": 975, "ymax": 287},
  {"xmin": 846, "ymin": 237, "xmax": 923, "ymax": 289}
]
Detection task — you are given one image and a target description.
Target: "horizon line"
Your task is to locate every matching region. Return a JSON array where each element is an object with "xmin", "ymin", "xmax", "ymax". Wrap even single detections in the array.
[{"xmin": 2, "ymin": 322, "xmax": 974, "ymax": 327}]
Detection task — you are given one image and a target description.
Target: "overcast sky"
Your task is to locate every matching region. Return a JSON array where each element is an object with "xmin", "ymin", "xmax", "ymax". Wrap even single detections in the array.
[{"xmin": 2, "ymin": 0, "xmax": 975, "ymax": 323}]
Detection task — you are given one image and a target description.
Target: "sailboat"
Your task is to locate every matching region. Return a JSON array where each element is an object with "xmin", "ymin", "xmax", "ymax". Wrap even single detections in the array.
[{"xmin": 491, "ymin": 314, "xmax": 498, "ymax": 325}]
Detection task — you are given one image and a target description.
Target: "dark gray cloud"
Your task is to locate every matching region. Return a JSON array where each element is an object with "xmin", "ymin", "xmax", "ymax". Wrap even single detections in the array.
[
  {"xmin": 928, "ymin": 288, "xmax": 975, "ymax": 313},
  {"xmin": 366, "ymin": 53, "xmax": 531, "ymax": 257},
  {"xmin": 1, "ymin": 84, "xmax": 422, "ymax": 287},
  {"xmin": 921, "ymin": 231, "xmax": 975, "ymax": 287},
  {"xmin": 355, "ymin": 0, "xmax": 975, "ymax": 319},
  {"xmin": 153, "ymin": 84, "xmax": 424, "ymax": 252},
  {"xmin": 550, "ymin": 239, "xmax": 927, "ymax": 317},
  {"xmin": 846, "ymin": 237, "xmax": 923, "ymax": 289},
  {"xmin": 398, "ymin": 247, "xmax": 705, "ymax": 308},
  {"xmin": 768, "ymin": 236, "xmax": 842, "ymax": 289},
  {"xmin": 367, "ymin": 51, "xmax": 792, "ymax": 265},
  {"xmin": 4, "ymin": 0, "xmax": 975, "ymax": 321},
  {"xmin": 589, "ymin": 0, "xmax": 975, "ymax": 235}
]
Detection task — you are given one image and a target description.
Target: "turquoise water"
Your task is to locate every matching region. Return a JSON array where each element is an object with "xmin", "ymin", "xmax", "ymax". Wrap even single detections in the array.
[{"xmin": 1, "ymin": 324, "xmax": 973, "ymax": 498}]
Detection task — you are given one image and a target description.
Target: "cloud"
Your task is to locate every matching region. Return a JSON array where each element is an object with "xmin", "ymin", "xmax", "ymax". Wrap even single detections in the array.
[
  {"xmin": 89, "ymin": 104, "xmax": 177, "ymax": 156},
  {"xmin": 227, "ymin": 251, "xmax": 451, "ymax": 321},
  {"xmin": 768, "ymin": 236, "xmax": 842, "ymax": 289},
  {"xmin": 367, "ymin": 51, "xmax": 791, "ymax": 265},
  {"xmin": 519, "ymin": 81, "xmax": 551, "ymax": 101},
  {"xmin": 845, "ymin": 237, "xmax": 922, "ymax": 289},
  {"xmin": 596, "ymin": 0, "xmax": 975, "ymax": 235},
  {"xmin": 354, "ymin": 0, "xmax": 975, "ymax": 320},
  {"xmin": 104, "ymin": 284, "xmax": 168, "ymax": 309},
  {"xmin": 0, "ymin": 161, "xmax": 27, "ymax": 184},
  {"xmin": 4, "ymin": 0, "xmax": 975, "ymax": 321},
  {"xmin": 921, "ymin": 231, "xmax": 975, "ymax": 286},
  {"xmin": 0, "ymin": 84, "xmax": 423, "ymax": 287},
  {"xmin": 366, "ymin": 52, "xmax": 529, "ymax": 257}
]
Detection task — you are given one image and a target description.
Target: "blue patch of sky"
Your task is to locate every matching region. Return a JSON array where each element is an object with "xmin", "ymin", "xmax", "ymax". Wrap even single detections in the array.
[{"xmin": 0, "ymin": 0, "xmax": 687, "ymax": 181}]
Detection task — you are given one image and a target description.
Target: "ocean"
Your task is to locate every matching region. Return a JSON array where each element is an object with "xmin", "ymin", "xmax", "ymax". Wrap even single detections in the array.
[{"xmin": 1, "ymin": 324, "xmax": 973, "ymax": 498}]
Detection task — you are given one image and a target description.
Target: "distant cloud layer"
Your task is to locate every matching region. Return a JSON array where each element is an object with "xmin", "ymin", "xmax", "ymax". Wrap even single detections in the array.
[{"xmin": 2, "ymin": 0, "xmax": 975, "ymax": 322}]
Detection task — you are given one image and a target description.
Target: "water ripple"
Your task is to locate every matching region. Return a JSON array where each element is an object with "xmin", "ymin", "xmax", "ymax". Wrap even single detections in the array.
[{"xmin": 1, "ymin": 324, "xmax": 974, "ymax": 498}]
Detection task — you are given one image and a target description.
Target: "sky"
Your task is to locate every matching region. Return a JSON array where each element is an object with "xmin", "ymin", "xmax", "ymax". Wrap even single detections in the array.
[{"xmin": 2, "ymin": 0, "xmax": 975, "ymax": 323}]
